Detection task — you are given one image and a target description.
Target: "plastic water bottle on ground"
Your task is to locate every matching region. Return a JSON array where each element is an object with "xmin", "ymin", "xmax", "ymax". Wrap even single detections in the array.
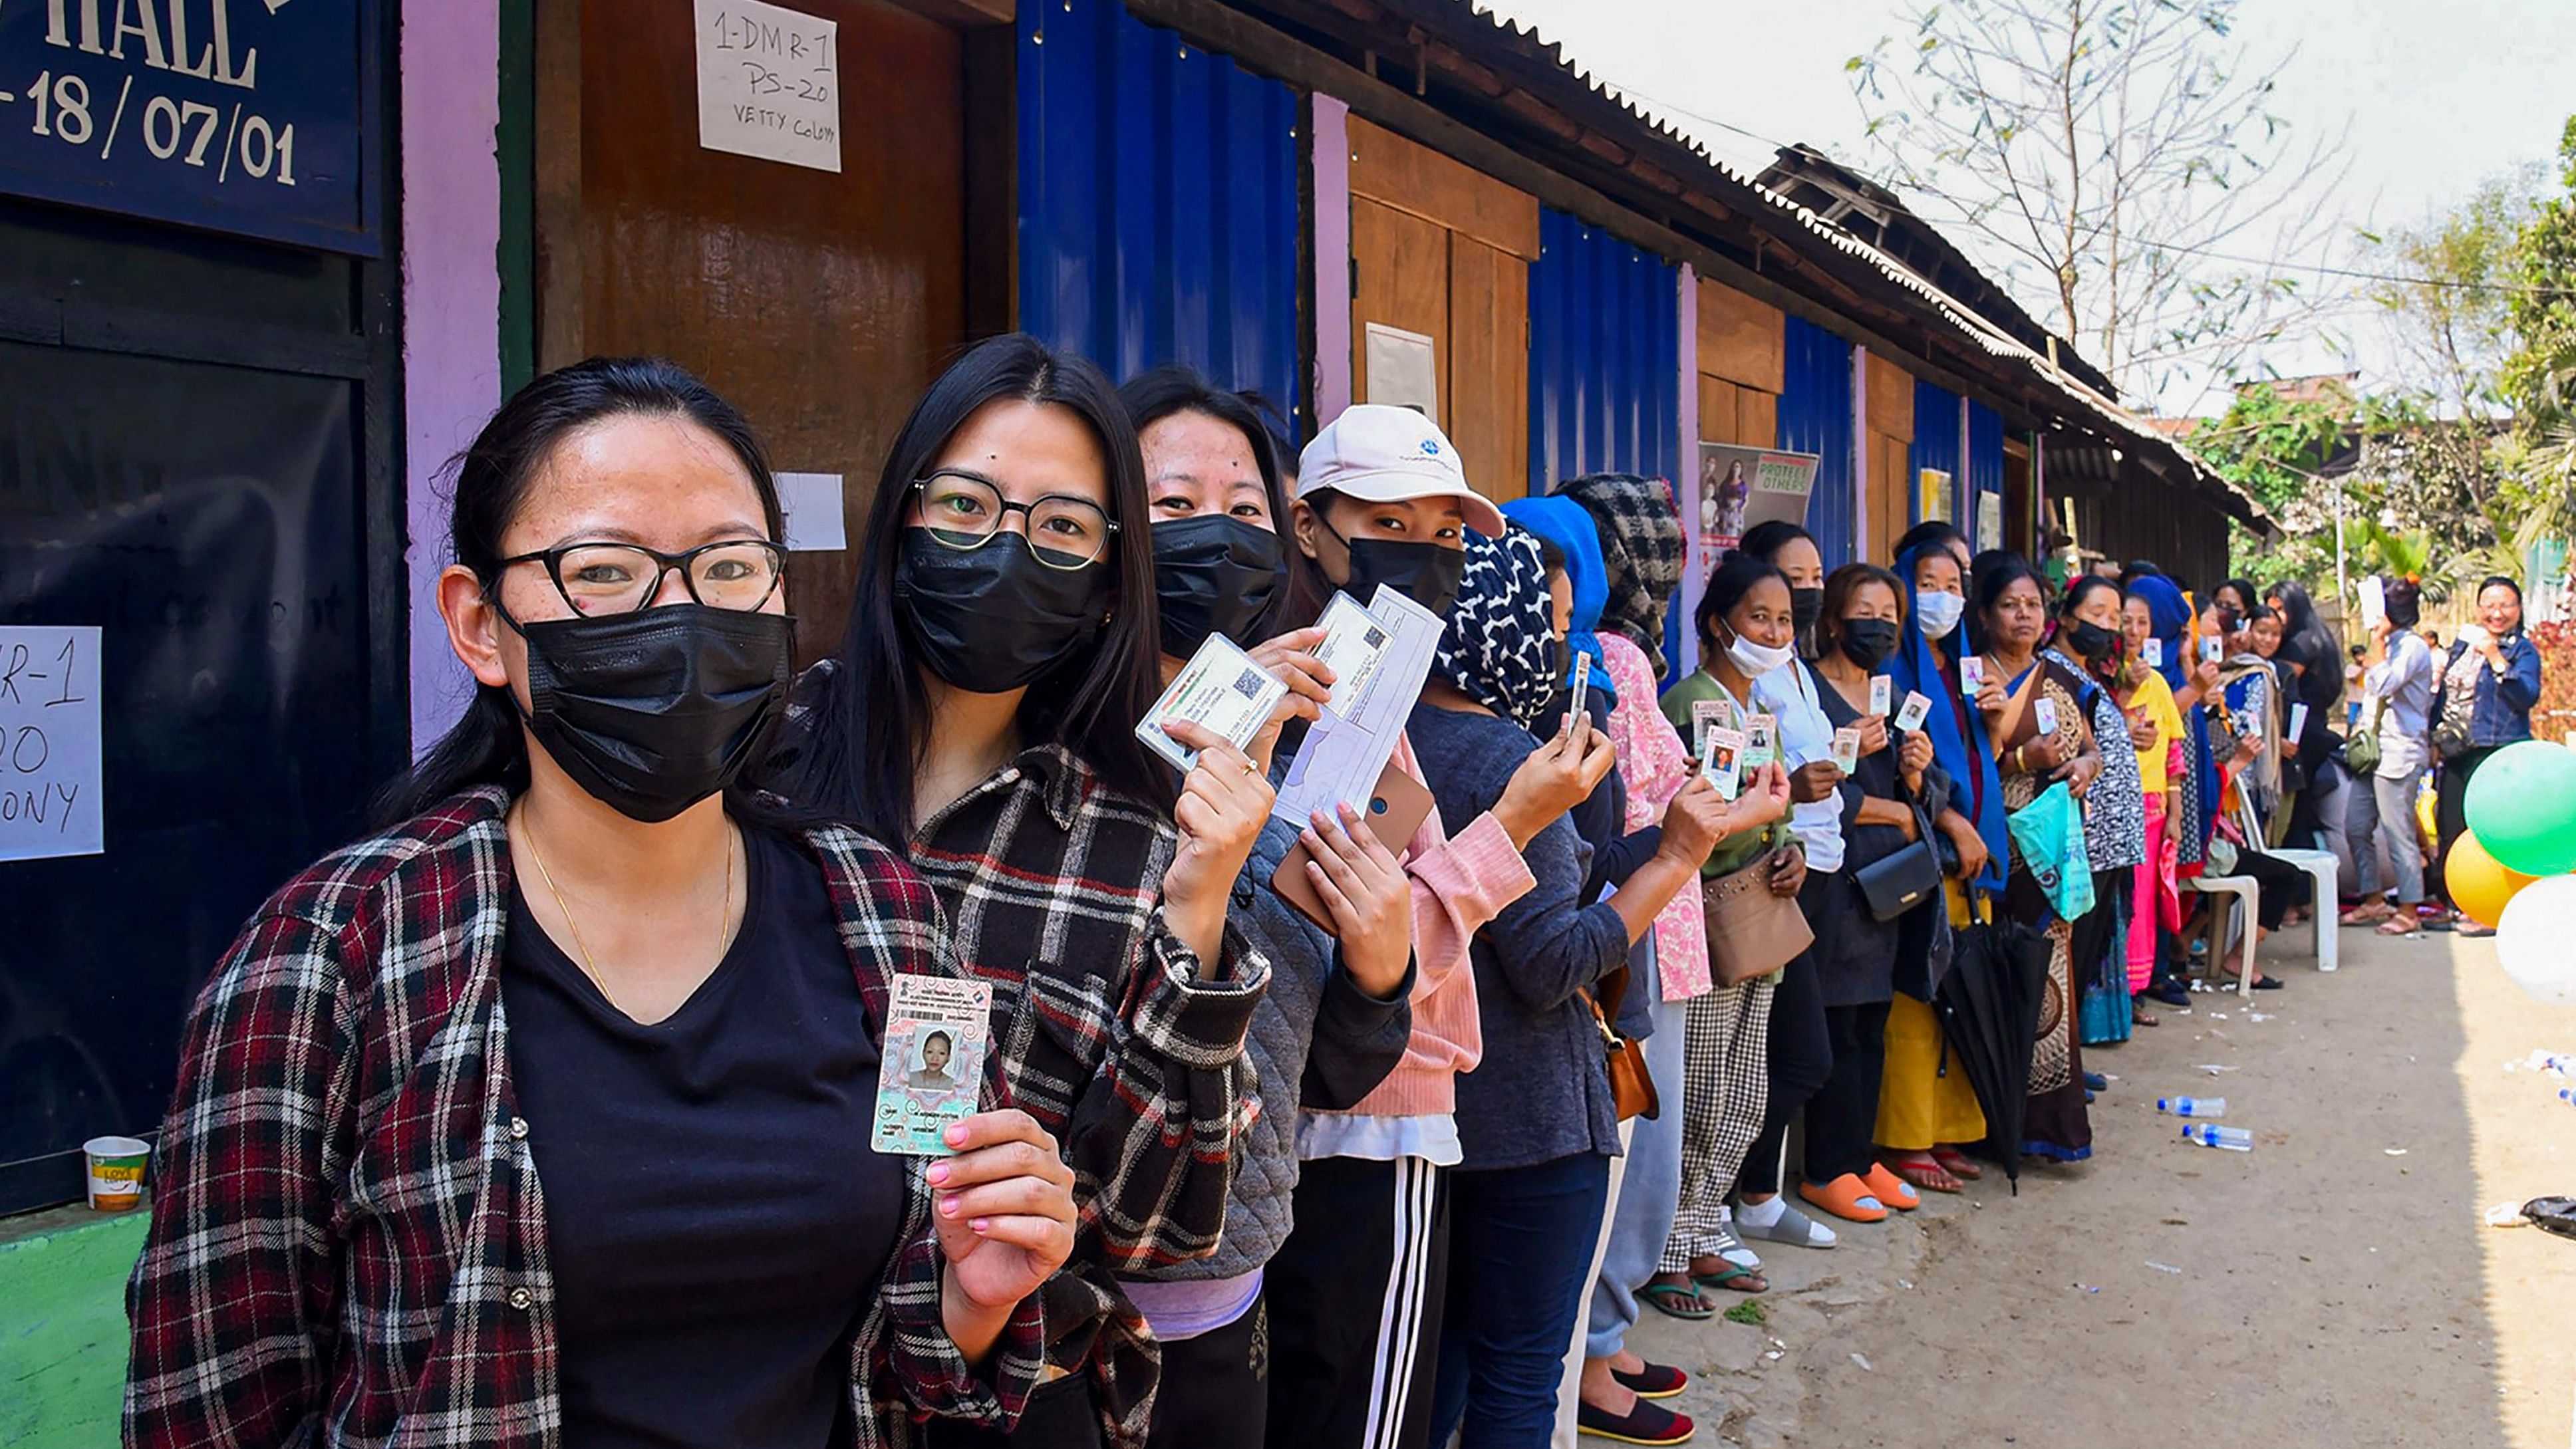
[
  {"xmin": 2157, "ymin": 1096, "xmax": 2226, "ymax": 1118},
  {"xmin": 2180, "ymin": 1124, "xmax": 2253, "ymax": 1151}
]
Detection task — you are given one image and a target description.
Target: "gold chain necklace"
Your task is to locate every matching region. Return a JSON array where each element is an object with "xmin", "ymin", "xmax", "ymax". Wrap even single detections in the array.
[{"xmin": 517, "ymin": 809, "xmax": 735, "ymax": 1015}]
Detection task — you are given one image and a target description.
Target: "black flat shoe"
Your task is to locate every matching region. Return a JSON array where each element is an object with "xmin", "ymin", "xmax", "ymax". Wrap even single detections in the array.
[
  {"xmin": 2083, "ymin": 1071, "xmax": 2109, "ymax": 1091},
  {"xmin": 1611, "ymin": 1361, "xmax": 1690, "ymax": 1400},
  {"xmin": 1578, "ymin": 1396, "xmax": 1697, "ymax": 1446},
  {"xmin": 2251, "ymin": 974, "xmax": 2285, "ymax": 990},
  {"xmin": 2147, "ymin": 981, "xmax": 2191, "ymax": 1007}
]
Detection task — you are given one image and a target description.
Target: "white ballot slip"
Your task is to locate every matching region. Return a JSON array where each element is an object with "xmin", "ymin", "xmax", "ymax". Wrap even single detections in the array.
[
  {"xmin": 1138, "ymin": 632, "xmax": 1287, "ymax": 773},
  {"xmin": 1273, "ymin": 585, "xmax": 1445, "ymax": 827},
  {"xmin": 1312, "ymin": 591, "xmax": 1393, "ymax": 717},
  {"xmin": 1565, "ymin": 650, "xmax": 1594, "ymax": 735},
  {"xmin": 1870, "ymin": 674, "xmax": 1894, "ymax": 718},
  {"xmin": 2357, "ymin": 575, "xmax": 2387, "ymax": 630},
  {"xmin": 1691, "ymin": 696, "xmax": 1739, "ymax": 753},
  {"xmin": 2289, "ymin": 702, "xmax": 2310, "ymax": 739},
  {"xmin": 2142, "ymin": 636, "xmax": 2164, "ymax": 670},
  {"xmin": 2456, "ymin": 622, "xmax": 2491, "ymax": 650},
  {"xmin": 1830, "ymin": 726, "xmax": 1862, "ymax": 773},
  {"xmin": 2035, "ymin": 696, "xmax": 2059, "ymax": 736},
  {"xmin": 1702, "ymin": 725, "xmax": 1747, "ymax": 801},
  {"xmin": 872, "ymin": 975, "xmax": 993, "ymax": 1157},
  {"xmin": 1744, "ymin": 713, "xmax": 1779, "ymax": 770},
  {"xmin": 1894, "ymin": 690, "xmax": 1933, "ymax": 733}
]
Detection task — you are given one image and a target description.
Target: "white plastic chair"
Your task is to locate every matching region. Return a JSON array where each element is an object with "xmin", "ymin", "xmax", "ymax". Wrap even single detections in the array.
[
  {"xmin": 2185, "ymin": 866, "xmax": 2261, "ymax": 995},
  {"xmin": 2237, "ymin": 795, "xmax": 2339, "ymax": 972}
]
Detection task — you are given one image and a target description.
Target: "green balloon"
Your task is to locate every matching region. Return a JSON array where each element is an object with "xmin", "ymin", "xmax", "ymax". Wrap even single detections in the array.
[{"xmin": 2464, "ymin": 741, "xmax": 2576, "ymax": 876}]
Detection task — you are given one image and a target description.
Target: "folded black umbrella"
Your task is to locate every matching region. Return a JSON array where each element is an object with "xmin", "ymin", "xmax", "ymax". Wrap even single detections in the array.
[{"xmin": 1932, "ymin": 894, "xmax": 2053, "ymax": 1191}]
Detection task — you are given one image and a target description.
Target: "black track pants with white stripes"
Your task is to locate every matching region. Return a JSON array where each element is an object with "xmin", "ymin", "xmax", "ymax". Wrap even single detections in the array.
[{"xmin": 1262, "ymin": 1154, "xmax": 1451, "ymax": 1449}]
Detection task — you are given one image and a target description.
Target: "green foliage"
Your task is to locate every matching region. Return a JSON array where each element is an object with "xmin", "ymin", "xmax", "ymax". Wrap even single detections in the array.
[{"xmin": 2504, "ymin": 117, "xmax": 2576, "ymax": 422}]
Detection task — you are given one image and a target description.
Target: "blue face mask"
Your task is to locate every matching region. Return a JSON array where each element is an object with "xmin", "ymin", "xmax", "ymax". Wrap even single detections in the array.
[{"xmin": 1916, "ymin": 589, "xmax": 1966, "ymax": 640}]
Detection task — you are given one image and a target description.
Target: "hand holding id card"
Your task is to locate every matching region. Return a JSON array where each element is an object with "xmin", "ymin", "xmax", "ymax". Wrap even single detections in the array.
[
  {"xmin": 1565, "ymin": 650, "xmax": 1594, "ymax": 736},
  {"xmin": 1138, "ymin": 632, "xmax": 1289, "ymax": 772},
  {"xmin": 873, "ymin": 976, "xmax": 992, "ymax": 1157}
]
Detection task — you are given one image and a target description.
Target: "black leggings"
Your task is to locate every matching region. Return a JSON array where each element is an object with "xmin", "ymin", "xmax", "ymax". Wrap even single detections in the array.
[
  {"xmin": 1802, "ymin": 1000, "xmax": 1892, "ymax": 1184},
  {"xmin": 1737, "ymin": 940, "xmax": 1833, "ymax": 1198},
  {"xmin": 2431, "ymin": 745, "xmax": 2498, "ymax": 902}
]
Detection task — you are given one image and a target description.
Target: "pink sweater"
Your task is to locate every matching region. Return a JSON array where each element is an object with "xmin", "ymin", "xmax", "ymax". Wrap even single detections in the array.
[
  {"xmin": 1599, "ymin": 634, "xmax": 1713, "ymax": 1000},
  {"xmin": 1315, "ymin": 731, "xmax": 1536, "ymax": 1119}
]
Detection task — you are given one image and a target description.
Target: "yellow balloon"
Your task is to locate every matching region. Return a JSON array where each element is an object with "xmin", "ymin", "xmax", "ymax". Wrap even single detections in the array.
[{"xmin": 2448, "ymin": 831, "xmax": 2537, "ymax": 929}]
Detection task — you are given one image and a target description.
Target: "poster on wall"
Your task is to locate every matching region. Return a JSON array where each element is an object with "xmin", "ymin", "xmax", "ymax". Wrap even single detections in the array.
[
  {"xmin": 1917, "ymin": 468, "xmax": 1952, "ymax": 523},
  {"xmin": 1975, "ymin": 489, "xmax": 2003, "ymax": 553},
  {"xmin": 1363, "ymin": 323, "xmax": 1440, "ymax": 424},
  {"xmin": 0, "ymin": 626, "xmax": 103, "ymax": 863},
  {"xmin": 1695, "ymin": 443, "xmax": 1820, "ymax": 582}
]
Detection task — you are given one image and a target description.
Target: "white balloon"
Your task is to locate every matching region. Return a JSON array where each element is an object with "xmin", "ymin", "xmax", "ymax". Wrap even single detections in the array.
[{"xmin": 2494, "ymin": 874, "xmax": 2576, "ymax": 1007}]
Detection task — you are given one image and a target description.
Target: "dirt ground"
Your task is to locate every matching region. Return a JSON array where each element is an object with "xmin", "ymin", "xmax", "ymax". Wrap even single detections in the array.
[{"xmin": 1633, "ymin": 920, "xmax": 2576, "ymax": 1448}]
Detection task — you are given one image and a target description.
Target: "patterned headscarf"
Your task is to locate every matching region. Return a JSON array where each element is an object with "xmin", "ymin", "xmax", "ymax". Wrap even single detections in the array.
[
  {"xmin": 1559, "ymin": 473, "xmax": 1685, "ymax": 678},
  {"xmin": 1431, "ymin": 527, "xmax": 1558, "ymax": 733}
]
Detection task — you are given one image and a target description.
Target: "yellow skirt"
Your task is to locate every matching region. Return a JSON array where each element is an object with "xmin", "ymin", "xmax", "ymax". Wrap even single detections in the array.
[{"xmin": 1874, "ymin": 881, "xmax": 1989, "ymax": 1152}]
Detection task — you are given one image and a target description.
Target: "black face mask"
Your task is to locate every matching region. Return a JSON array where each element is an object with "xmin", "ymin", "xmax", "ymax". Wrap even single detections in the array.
[
  {"xmin": 1838, "ymin": 616, "xmax": 1901, "ymax": 670},
  {"xmin": 895, "ymin": 530, "xmax": 1109, "ymax": 694},
  {"xmin": 2063, "ymin": 618, "xmax": 2120, "ymax": 664},
  {"xmin": 512, "ymin": 603, "xmax": 794, "ymax": 824},
  {"xmin": 1790, "ymin": 587, "xmax": 1826, "ymax": 633},
  {"xmin": 1342, "ymin": 534, "xmax": 1467, "ymax": 620},
  {"xmin": 1151, "ymin": 515, "xmax": 1283, "ymax": 657}
]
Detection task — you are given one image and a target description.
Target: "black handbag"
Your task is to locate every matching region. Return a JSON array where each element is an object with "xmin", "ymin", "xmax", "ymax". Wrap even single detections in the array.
[{"xmin": 1853, "ymin": 800, "xmax": 1943, "ymax": 922}]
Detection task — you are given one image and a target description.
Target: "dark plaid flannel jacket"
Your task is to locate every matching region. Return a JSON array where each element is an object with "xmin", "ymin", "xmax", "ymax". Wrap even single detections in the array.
[
  {"xmin": 122, "ymin": 787, "xmax": 1044, "ymax": 1449},
  {"xmin": 906, "ymin": 743, "xmax": 1270, "ymax": 1449}
]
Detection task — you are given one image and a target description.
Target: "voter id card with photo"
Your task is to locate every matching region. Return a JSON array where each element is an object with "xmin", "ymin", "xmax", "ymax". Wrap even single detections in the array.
[
  {"xmin": 2034, "ymin": 696, "xmax": 2059, "ymax": 736},
  {"xmin": 1701, "ymin": 725, "xmax": 1747, "ymax": 801},
  {"xmin": 1958, "ymin": 655, "xmax": 1986, "ymax": 695},
  {"xmin": 2141, "ymin": 636, "xmax": 2164, "ymax": 670},
  {"xmin": 1312, "ymin": 592, "xmax": 1391, "ymax": 717},
  {"xmin": 1565, "ymin": 650, "xmax": 1594, "ymax": 735},
  {"xmin": 1137, "ymin": 632, "xmax": 1288, "ymax": 772},
  {"xmin": 873, "ymin": 976, "xmax": 993, "ymax": 1157},
  {"xmin": 1830, "ymin": 726, "xmax": 1862, "ymax": 773},
  {"xmin": 2200, "ymin": 634, "xmax": 2223, "ymax": 663},
  {"xmin": 1894, "ymin": 690, "xmax": 1933, "ymax": 733},
  {"xmin": 1869, "ymin": 674, "xmax": 1893, "ymax": 718},
  {"xmin": 1691, "ymin": 697, "xmax": 1739, "ymax": 753},
  {"xmin": 1744, "ymin": 713, "xmax": 1779, "ymax": 770}
]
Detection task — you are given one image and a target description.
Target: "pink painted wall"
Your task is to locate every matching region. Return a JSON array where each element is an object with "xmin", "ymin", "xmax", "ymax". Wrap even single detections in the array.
[
  {"xmin": 400, "ymin": 0, "xmax": 504, "ymax": 753},
  {"xmin": 1310, "ymin": 93, "xmax": 1352, "ymax": 431}
]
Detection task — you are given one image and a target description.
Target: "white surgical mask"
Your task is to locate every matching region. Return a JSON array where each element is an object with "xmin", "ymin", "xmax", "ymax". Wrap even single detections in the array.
[
  {"xmin": 1721, "ymin": 622, "xmax": 1798, "ymax": 678},
  {"xmin": 1916, "ymin": 590, "xmax": 1966, "ymax": 640}
]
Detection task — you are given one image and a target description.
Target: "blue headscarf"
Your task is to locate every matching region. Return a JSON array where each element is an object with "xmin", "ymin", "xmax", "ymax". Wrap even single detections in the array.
[
  {"xmin": 1890, "ymin": 543, "xmax": 2006, "ymax": 892},
  {"xmin": 1500, "ymin": 495, "xmax": 1613, "ymax": 705},
  {"xmin": 2126, "ymin": 575, "xmax": 2222, "ymax": 853}
]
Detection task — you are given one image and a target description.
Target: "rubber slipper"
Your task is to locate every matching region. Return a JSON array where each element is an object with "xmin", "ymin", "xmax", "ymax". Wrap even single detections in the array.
[
  {"xmin": 1577, "ymin": 1396, "xmax": 1697, "ymax": 1446},
  {"xmin": 1707, "ymin": 1221, "xmax": 1762, "ymax": 1271},
  {"xmin": 1691, "ymin": 1262, "xmax": 1768, "ymax": 1295},
  {"xmin": 1737, "ymin": 1198, "xmax": 1839, "ymax": 1248},
  {"xmin": 1611, "ymin": 1361, "xmax": 1690, "ymax": 1400},
  {"xmin": 1637, "ymin": 1281, "xmax": 1715, "ymax": 1321},
  {"xmin": 2458, "ymin": 923, "xmax": 2497, "ymax": 938},
  {"xmin": 1798, "ymin": 1174, "xmax": 1888, "ymax": 1224},
  {"xmin": 2374, "ymin": 917, "xmax": 2421, "ymax": 937},
  {"xmin": 1930, "ymin": 1146, "xmax": 1985, "ymax": 1181},
  {"xmin": 1863, "ymin": 1160, "xmax": 1924, "ymax": 1210},
  {"xmin": 1884, "ymin": 1155, "xmax": 1963, "ymax": 1195}
]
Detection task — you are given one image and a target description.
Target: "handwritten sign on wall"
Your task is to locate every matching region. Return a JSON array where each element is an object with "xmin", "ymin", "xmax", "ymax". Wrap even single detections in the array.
[
  {"xmin": 0, "ymin": 626, "xmax": 103, "ymax": 862},
  {"xmin": 694, "ymin": 0, "xmax": 841, "ymax": 174}
]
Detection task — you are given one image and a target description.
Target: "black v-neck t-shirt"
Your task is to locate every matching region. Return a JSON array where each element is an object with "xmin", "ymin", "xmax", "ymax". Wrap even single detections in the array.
[{"xmin": 503, "ymin": 825, "xmax": 907, "ymax": 1449}]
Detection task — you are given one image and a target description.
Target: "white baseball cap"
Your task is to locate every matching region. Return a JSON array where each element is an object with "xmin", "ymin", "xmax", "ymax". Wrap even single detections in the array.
[{"xmin": 1296, "ymin": 404, "xmax": 1504, "ymax": 538}]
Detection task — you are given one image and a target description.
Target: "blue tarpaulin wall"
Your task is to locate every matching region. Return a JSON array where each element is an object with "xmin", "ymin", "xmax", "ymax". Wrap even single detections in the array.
[
  {"xmin": 1779, "ymin": 315, "xmax": 1856, "ymax": 567},
  {"xmin": 1967, "ymin": 400, "xmax": 2006, "ymax": 549},
  {"xmin": 1910, "ymin": 380, "xmax": 1962, "ymax": 528},
  {"xmin": 1016, "ymin": 0, "xmax": 1303, "ymax": 421}
]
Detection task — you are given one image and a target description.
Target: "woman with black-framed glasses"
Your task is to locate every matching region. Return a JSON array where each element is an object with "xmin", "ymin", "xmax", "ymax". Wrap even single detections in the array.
[
  {"xmin": 126, "ymin": 357, "xmax": 1081, "ymax": 1449},
  {"xmin": 776, "ymin": 334, "xmax": 1280, "ymax": 1449}
]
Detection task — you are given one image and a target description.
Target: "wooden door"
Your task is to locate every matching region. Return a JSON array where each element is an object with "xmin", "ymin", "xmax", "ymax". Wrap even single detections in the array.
[{"xmin": 536, "ymin": 0, "xmax": 974, "ymax": 663}]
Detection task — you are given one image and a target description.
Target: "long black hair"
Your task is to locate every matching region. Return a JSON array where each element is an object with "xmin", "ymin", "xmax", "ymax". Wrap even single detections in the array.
[
  {"xmin": 789, "ymin": 334, "xmax": 1165, "ymax": 845},
  {"xmin": 369, "ymin": 357, "xmax": 782, "ymax": 828},
  {"xmin": 1119, "ymin": 364, "xmax": 1294, "ymax": 642},
  {"xmin": 2264, "ymin": 579, "xmax": 2341, "ymax": 677}
]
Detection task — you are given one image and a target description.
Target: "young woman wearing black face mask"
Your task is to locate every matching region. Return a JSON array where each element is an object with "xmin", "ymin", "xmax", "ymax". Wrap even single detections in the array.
[
  {"xmin": 1118, "ymin": 367, "xmax": 1417, "ymax": 1449},
  {"xmin": 781, "ymin": 336, "xmax": 1276, "ymax": 1449},
  {"xmin": 126, "ymin": 360, "xmax": 1079, "ymax": 1449}
]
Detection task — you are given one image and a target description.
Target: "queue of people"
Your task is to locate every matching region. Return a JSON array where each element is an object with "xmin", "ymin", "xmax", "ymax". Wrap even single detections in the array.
[{"xmin": 119, "ymin": 336, "xmax": 2538, "ymax": 1449}]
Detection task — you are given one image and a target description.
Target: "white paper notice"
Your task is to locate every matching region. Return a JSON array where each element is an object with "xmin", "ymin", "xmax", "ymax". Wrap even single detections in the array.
[
  {"xmin": 1274, "ymin": 585, "xmax": 1444, "ymax": 827},
  {"xmin": 0, "ymin": 626, "xmax": 103, "ymax": 862},
  {"xmin": 1363, "ymin": 322, "xmax": 1440, "ymax": 425},
  {"xmin": 776, "ymin": 471, "xmax": 847, "ymax": 552},
  {"xmin": 696, "ymin": 0, "xmax": 843, "ymax": 174}
]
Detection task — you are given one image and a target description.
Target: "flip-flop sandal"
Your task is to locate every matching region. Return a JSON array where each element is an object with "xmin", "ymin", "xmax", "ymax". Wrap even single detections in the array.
[
  {"xmin": 1611, "ymin": 1361, "xmax": 1691, "ymax": 1400},
  {"xmin": 1798, "ymin": 1174, "xmax": 1888, "ymax": 1224},
  {"xmin": 2374, "ymin": 917, "xmax": 2422, "ymax": 937},
  {"xmin": 1885, "ymin": 1155, "xmax": 1964, "ymax": 1195},
  {"xmin": 1930, "ymin": 1146, "xmax": 1985, "ymax": 1181},
  {"xmin": 1637, "ymin": 1281, "xmax": 1715, "ymax": 1321},
  {"xmin": 1691, "ymin": 1262, "xmax": 1769, "ymax": 1295},
  {"xmin": 2133, "ymin": 1003, "xmax": 2161, "ymax": 1027}
]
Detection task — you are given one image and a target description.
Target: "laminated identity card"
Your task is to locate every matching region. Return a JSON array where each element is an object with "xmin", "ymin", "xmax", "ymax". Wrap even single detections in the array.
[
  {"xmin": 1564, "ymin": 650, "xmax": 1593, "ymax": 735},
  {"xmin": 1311, "ymin": 591, "xmax": 1393, "ymax": 718},
  {"xmin": 1830, "ymin": 726, "xmax": 1862, "ymax": 774},
  {"xmin": 873, "ymin": 975, "xmax": 993, "ymax": 1157},
  {"xmin": 1744, "ymin": 713, "xmax": 1779, "ymax": 771},
  {"xmin": 1958, "ymin": 655, "xmax": 1987, "ymax": 696},
  {"xmin": 1138, "ymin": 632, "xmax": 1288, "ymax": 773},
  {"xmin": 1690, "ymin": 697, "xmax": 1739, "ymax": 754},
  {"xmin": 1894, "ymin": 690, "xmax": 1933, "ymax": 734},
  {"xmin": 1701, "ymin": 725, "xmax": 1747, "ymax": 801},
  {"xmin": 2141, "ymin": 636, "xmax": 2164, "ymax": 670},
  {"xmin": 2034, "ymin": 696, "xmax": 2059, "ymax": 736},
  {"xmin": 1869, "ymin": 674, "xmax": 1893, "ymax": 718},
  {"xmin": 2201, "ymin": 634, "xmax": 2224, "ymax": 664}
]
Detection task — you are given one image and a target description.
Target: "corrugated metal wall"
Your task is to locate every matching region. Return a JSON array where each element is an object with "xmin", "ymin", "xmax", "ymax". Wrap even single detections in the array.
[
  {"xmin": 1017, "ymin": 0, "xmax": 1303, "ymax": 414},
  {"xmin": 1528, "ymin": 210, "xmax": 1681, "ymax": 493},
  {"xmin": 1967, "ymin": 400, "xmax": 2005, "ymax": 548},
  {"xmin": 1779, "ymin": 314, "xmax": 1856, "ymax": 567},
  {"xmin": 1909, "ymin": 379, "xmax": 1961, "ymax": 527}
]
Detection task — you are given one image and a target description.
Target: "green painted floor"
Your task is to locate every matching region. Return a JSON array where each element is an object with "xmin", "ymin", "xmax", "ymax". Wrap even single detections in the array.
[{"xmin": 0, "ymin": 1208, "xmax": 146, "ymax": 1449}]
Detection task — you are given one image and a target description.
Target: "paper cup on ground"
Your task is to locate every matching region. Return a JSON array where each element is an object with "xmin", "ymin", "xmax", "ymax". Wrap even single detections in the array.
[{"xmin": 83, "ymin": 1136, "xmax": 149, "ymax": 1212}]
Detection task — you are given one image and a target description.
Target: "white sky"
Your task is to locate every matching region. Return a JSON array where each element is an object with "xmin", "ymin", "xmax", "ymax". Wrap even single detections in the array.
[{"xmin": 1473, "ymin": 0, "xmax": 2576, "ymax": 416}]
